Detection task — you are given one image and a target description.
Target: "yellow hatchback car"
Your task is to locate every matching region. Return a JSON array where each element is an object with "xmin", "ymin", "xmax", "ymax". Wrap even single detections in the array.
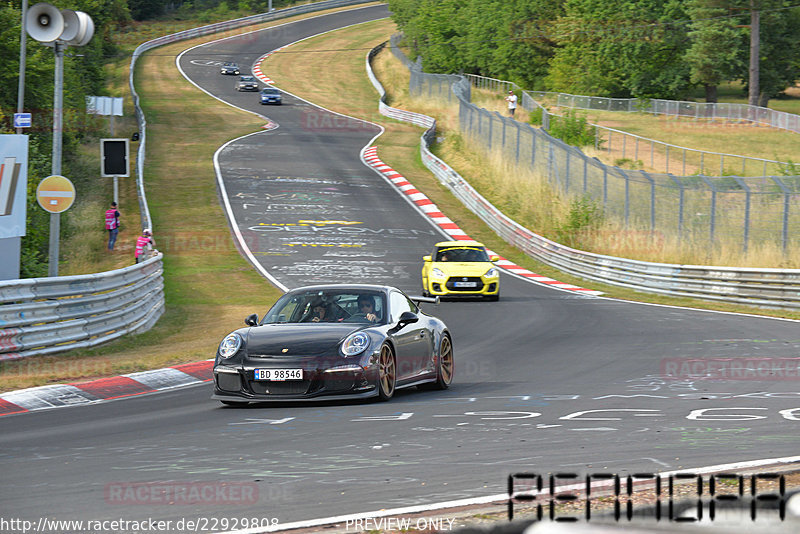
[{"xmin": 421, "ymin": 241, "xmax": 500, "ymax": 301}]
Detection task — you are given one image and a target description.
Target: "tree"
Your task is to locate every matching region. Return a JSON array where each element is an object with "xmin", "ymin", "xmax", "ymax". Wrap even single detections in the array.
[
  {"xmin": 748, "ymin": 2, "xmax": 800, "ymax": 107},
  {"xmin": 684, "ymin": 0, "xmax": 744, "ymax": 102},
  {"xmin": 546, "ymin": 0, "xmax": 691, "ymax": 99}
]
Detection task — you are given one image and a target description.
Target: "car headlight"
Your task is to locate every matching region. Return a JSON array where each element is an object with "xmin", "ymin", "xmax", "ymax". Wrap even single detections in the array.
[
  {"xmin": 485, "ymin": 268, "xmax": 499, "ymax": 278},
  {"xmin": 341, "ymin": 332, "xmax": 370, "ymax": 356},
  {"xmin": 218, "ymin": 333, "xmax": 242, "ymax": 359},
  {"xmin": 431, "ymin": 268, "xmax": 445, "ymax": 278}
]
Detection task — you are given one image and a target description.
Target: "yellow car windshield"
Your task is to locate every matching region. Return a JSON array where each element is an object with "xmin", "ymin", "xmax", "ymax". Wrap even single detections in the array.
[{"xmin": 435, "ymin": 247, "xmax": 489, "ymax": 262}]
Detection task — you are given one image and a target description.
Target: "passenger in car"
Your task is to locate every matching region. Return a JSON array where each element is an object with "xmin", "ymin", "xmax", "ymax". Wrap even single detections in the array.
[{"xmin": 306, "ymin": 301, "xmax": 331, "ymax": 322}]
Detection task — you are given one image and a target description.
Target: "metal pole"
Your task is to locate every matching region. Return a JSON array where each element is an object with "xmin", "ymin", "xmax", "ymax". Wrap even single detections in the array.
[
  {"xmin": 16, "ymin": 0, "xmax": 28, "ymax": 135},
  {"xmin": 110, "ymin": 115, "xmax": 118, "ymax": 205},
  {"xmin": 48, "ymin": 41, "xmax": 64, "ymax": 277}
]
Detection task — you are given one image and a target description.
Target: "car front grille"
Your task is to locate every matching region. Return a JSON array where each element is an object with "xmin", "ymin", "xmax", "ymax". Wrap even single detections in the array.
[
  {"xmin": 248, "ymin": 380, "xmax": 310, "ymax": 395},
  {"xmin": 445, "ymin": 277, "xmax": 484, "ymax": 291}
]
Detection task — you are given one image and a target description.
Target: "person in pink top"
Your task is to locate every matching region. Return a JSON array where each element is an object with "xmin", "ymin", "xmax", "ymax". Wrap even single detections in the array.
[
  {"xmin": 104, "ymin": 201, "xmax": 120, "ymax": 250},
  {"xmin": 135, "ymin": 228, "xmax": 153, "ymax": 263}
]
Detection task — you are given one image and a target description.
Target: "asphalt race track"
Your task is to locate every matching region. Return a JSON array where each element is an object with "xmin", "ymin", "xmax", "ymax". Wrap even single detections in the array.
[{"xmin": 2, "ymin": 4, "xmax": 800, "ymax": 530}]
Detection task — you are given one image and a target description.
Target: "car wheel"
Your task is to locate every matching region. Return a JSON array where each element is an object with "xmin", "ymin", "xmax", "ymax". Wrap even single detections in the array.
[
  {"xmin": 421, "ymin": 334, "xmax": 453, "ymax": 390},
  {"xmin": 377, "ymin": 344, "xmax": 396, "ymax": 401},
  {"xmin": 487, "ymin": 292, "xmax": 500, "ymax": 302}
]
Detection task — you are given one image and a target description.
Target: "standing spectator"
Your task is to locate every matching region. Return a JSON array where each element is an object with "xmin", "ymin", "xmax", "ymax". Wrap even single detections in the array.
[
  {"xmin": 105, "ymin": 201, "xmax": 121, "ymax": 250},
  {"xmin": 505, "ymin": 90, "xmax": 518, "ymax": 117},
  {"xmin": 135, "ymin": 228, "xmax": 153, "ymax": 263}
]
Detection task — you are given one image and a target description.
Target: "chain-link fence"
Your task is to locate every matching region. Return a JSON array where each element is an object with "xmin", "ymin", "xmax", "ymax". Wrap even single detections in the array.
[
  {"xmin": 390, "ymin": 35, "xmax": 800, "ymax": 253},
  {"xmin": 467, "ymin": 74, "xmax": 790, "ymax": 178},
  {"xmin": 540, "ymin": 91, "xmax": 800, "ymax": 135}
]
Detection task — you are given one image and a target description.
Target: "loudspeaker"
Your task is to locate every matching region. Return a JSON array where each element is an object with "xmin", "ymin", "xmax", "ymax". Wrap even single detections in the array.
[
  {"xmin": 68, "ymin": 11, "xmax": 94, "ymax": 46},
  {"xmin": 59, "ymin": 9, "xmax": 80, "ymax": 42},
  {"xmin": 26, "ymin": 3, "xmax": 64, "ymax": 43}
]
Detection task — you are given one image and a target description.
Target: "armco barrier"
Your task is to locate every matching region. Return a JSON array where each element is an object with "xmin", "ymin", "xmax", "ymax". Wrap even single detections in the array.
[
  {"xmin": 368, "ymin": 41, "xmax": 800, "ymax": 311},
  {"xmin": 0, "ymin": 254, "xmax": 164, "ymax": 360}
]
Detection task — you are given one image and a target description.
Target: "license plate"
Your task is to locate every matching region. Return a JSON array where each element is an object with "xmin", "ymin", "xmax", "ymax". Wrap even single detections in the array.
[
  {"xmin": 454, "ymin": 281, "xmax": 477, "ymax": 288},
  {"xmin": 254, "ymin": 368, "xmax": 303, "ymax": 381}
]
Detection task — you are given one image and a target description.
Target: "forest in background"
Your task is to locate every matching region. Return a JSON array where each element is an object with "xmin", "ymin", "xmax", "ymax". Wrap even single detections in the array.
[{"xmin": 387, "ymin": 0, "xmax": 800, "ymax": 104}]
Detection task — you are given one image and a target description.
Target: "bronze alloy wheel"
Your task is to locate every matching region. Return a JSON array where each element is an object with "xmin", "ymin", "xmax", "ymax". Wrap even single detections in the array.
[
  {"xmin": 419, "ymin": 334, "xmax": 454, "ymax": 391},
  {"xmin": 377, "ymin": 344, "xmax": 396, "ymax": 400},
  {"xmin": 438, "ymin": 334, "xmax": 454, "ymax": 388}
]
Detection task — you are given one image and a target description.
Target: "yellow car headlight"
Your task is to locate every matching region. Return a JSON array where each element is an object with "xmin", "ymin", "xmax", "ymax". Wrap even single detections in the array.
[
  {"xmin": 484, "ymin": 268, "xmax": 499, "ymax": 278},
  {"xmin": 431, "ymin": 268, "xmax": 445, "ymax": 278}
]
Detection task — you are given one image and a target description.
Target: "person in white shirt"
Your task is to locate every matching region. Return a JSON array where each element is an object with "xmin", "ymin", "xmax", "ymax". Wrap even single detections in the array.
[{"xmin": 505, "ymin": 90, "xmax": 518, "ymax": 117}]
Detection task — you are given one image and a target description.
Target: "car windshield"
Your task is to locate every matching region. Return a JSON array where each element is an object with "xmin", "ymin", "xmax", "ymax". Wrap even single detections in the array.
[
  {"xmin": 435, "ymin": 246, "xmax": 490, "ymax": 262},
  {"xmin": 262, "ymin": 290, "xmax": 386, "ymax": 325},
  {"xmin": 240, "ymin": 76, "xmax": 255, "ymax": 81},
  {"xmin": 262, "ymin": 88, "xmax": 280, "ymax": 94}
]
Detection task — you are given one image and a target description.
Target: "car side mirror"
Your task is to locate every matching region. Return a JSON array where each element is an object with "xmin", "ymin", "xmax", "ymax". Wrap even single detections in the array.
[
  {"xmin": 423, "ymin": 255, "xmax": 432, "ymax": 262},
  {"xmin": 245, "ymin": 313, "xmax": 259, "ymax": 326},
  {"xmin": 397, "ymin": 311, "xmax": 419, "ymax": 326},
  {"xmin": 490, "ymin": 255, "xmax": 500, "ymax": 262}
]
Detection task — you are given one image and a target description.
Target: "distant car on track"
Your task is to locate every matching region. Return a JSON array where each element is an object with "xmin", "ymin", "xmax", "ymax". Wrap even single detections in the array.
[
  {"xmin": 220, "ymin": 62, "xmax": 239, "ymax": 75},
  {"xmin": 421, "ymin": 240, "xmax": 500, "ymax": 300},
  {"xmin": 235, "ymin": 75, "xmax": 259, "ymax": 91},
  {"xmin": 260, "ymin": 87, "xmax": 282, "ymax": 105},
  {"xmin": 212, "ymin": 284, "xmax": 452, "ymax": 405}
]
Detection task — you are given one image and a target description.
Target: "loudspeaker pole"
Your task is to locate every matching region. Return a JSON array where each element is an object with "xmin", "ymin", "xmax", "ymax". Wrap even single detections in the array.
[
  {"xmin": 48, "ymin": 40, "xmax": 64, "ymax": 277},
  {"xmin": 26, "ymin": 3, "xmax": 94, "ymax": 276}
]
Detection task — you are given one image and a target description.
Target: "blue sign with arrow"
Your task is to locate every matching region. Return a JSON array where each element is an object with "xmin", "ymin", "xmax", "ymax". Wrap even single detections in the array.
[{"xmin": 13, "ymin": 113, "xmax": 32, "ymax": 128}]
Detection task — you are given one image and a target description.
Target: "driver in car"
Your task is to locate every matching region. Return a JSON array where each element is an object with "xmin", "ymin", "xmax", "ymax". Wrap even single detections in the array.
[{"xmin": 356, "ymin": 295, "xmax": 380, "ymax": 323}]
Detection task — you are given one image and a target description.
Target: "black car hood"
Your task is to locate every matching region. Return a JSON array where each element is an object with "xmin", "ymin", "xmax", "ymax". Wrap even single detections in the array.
[{"xmin": 244, "ymin": 323, "xmax": 367, "ymax": 356}]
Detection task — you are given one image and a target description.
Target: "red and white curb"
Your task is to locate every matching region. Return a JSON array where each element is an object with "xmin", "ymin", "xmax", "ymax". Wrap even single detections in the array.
[
  {"xmin": 253, "ymin": 45, "xmax": 289, "ymax": 85},
  {"xmin": 361, "ymin": 146, "xmax": 602, "ymax": 295},
  {"xmin": 0, "ymin": 360, "xmax": 213, "ymax": 417}
]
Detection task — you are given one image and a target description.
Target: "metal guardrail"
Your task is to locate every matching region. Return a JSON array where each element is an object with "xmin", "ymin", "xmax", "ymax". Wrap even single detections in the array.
[
  {"xmin": 0, "ymin": 254, "xmax": 164, "ymax": 360},
  {"xmin": 371, "ymin": 41, "xmax": 800, "ymax": 311}
]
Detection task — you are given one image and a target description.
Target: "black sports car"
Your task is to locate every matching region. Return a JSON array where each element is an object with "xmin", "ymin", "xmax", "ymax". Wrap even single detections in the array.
[{"xmin": 212, "ymin": 284, "xmax": 453, "ymax": 404}]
